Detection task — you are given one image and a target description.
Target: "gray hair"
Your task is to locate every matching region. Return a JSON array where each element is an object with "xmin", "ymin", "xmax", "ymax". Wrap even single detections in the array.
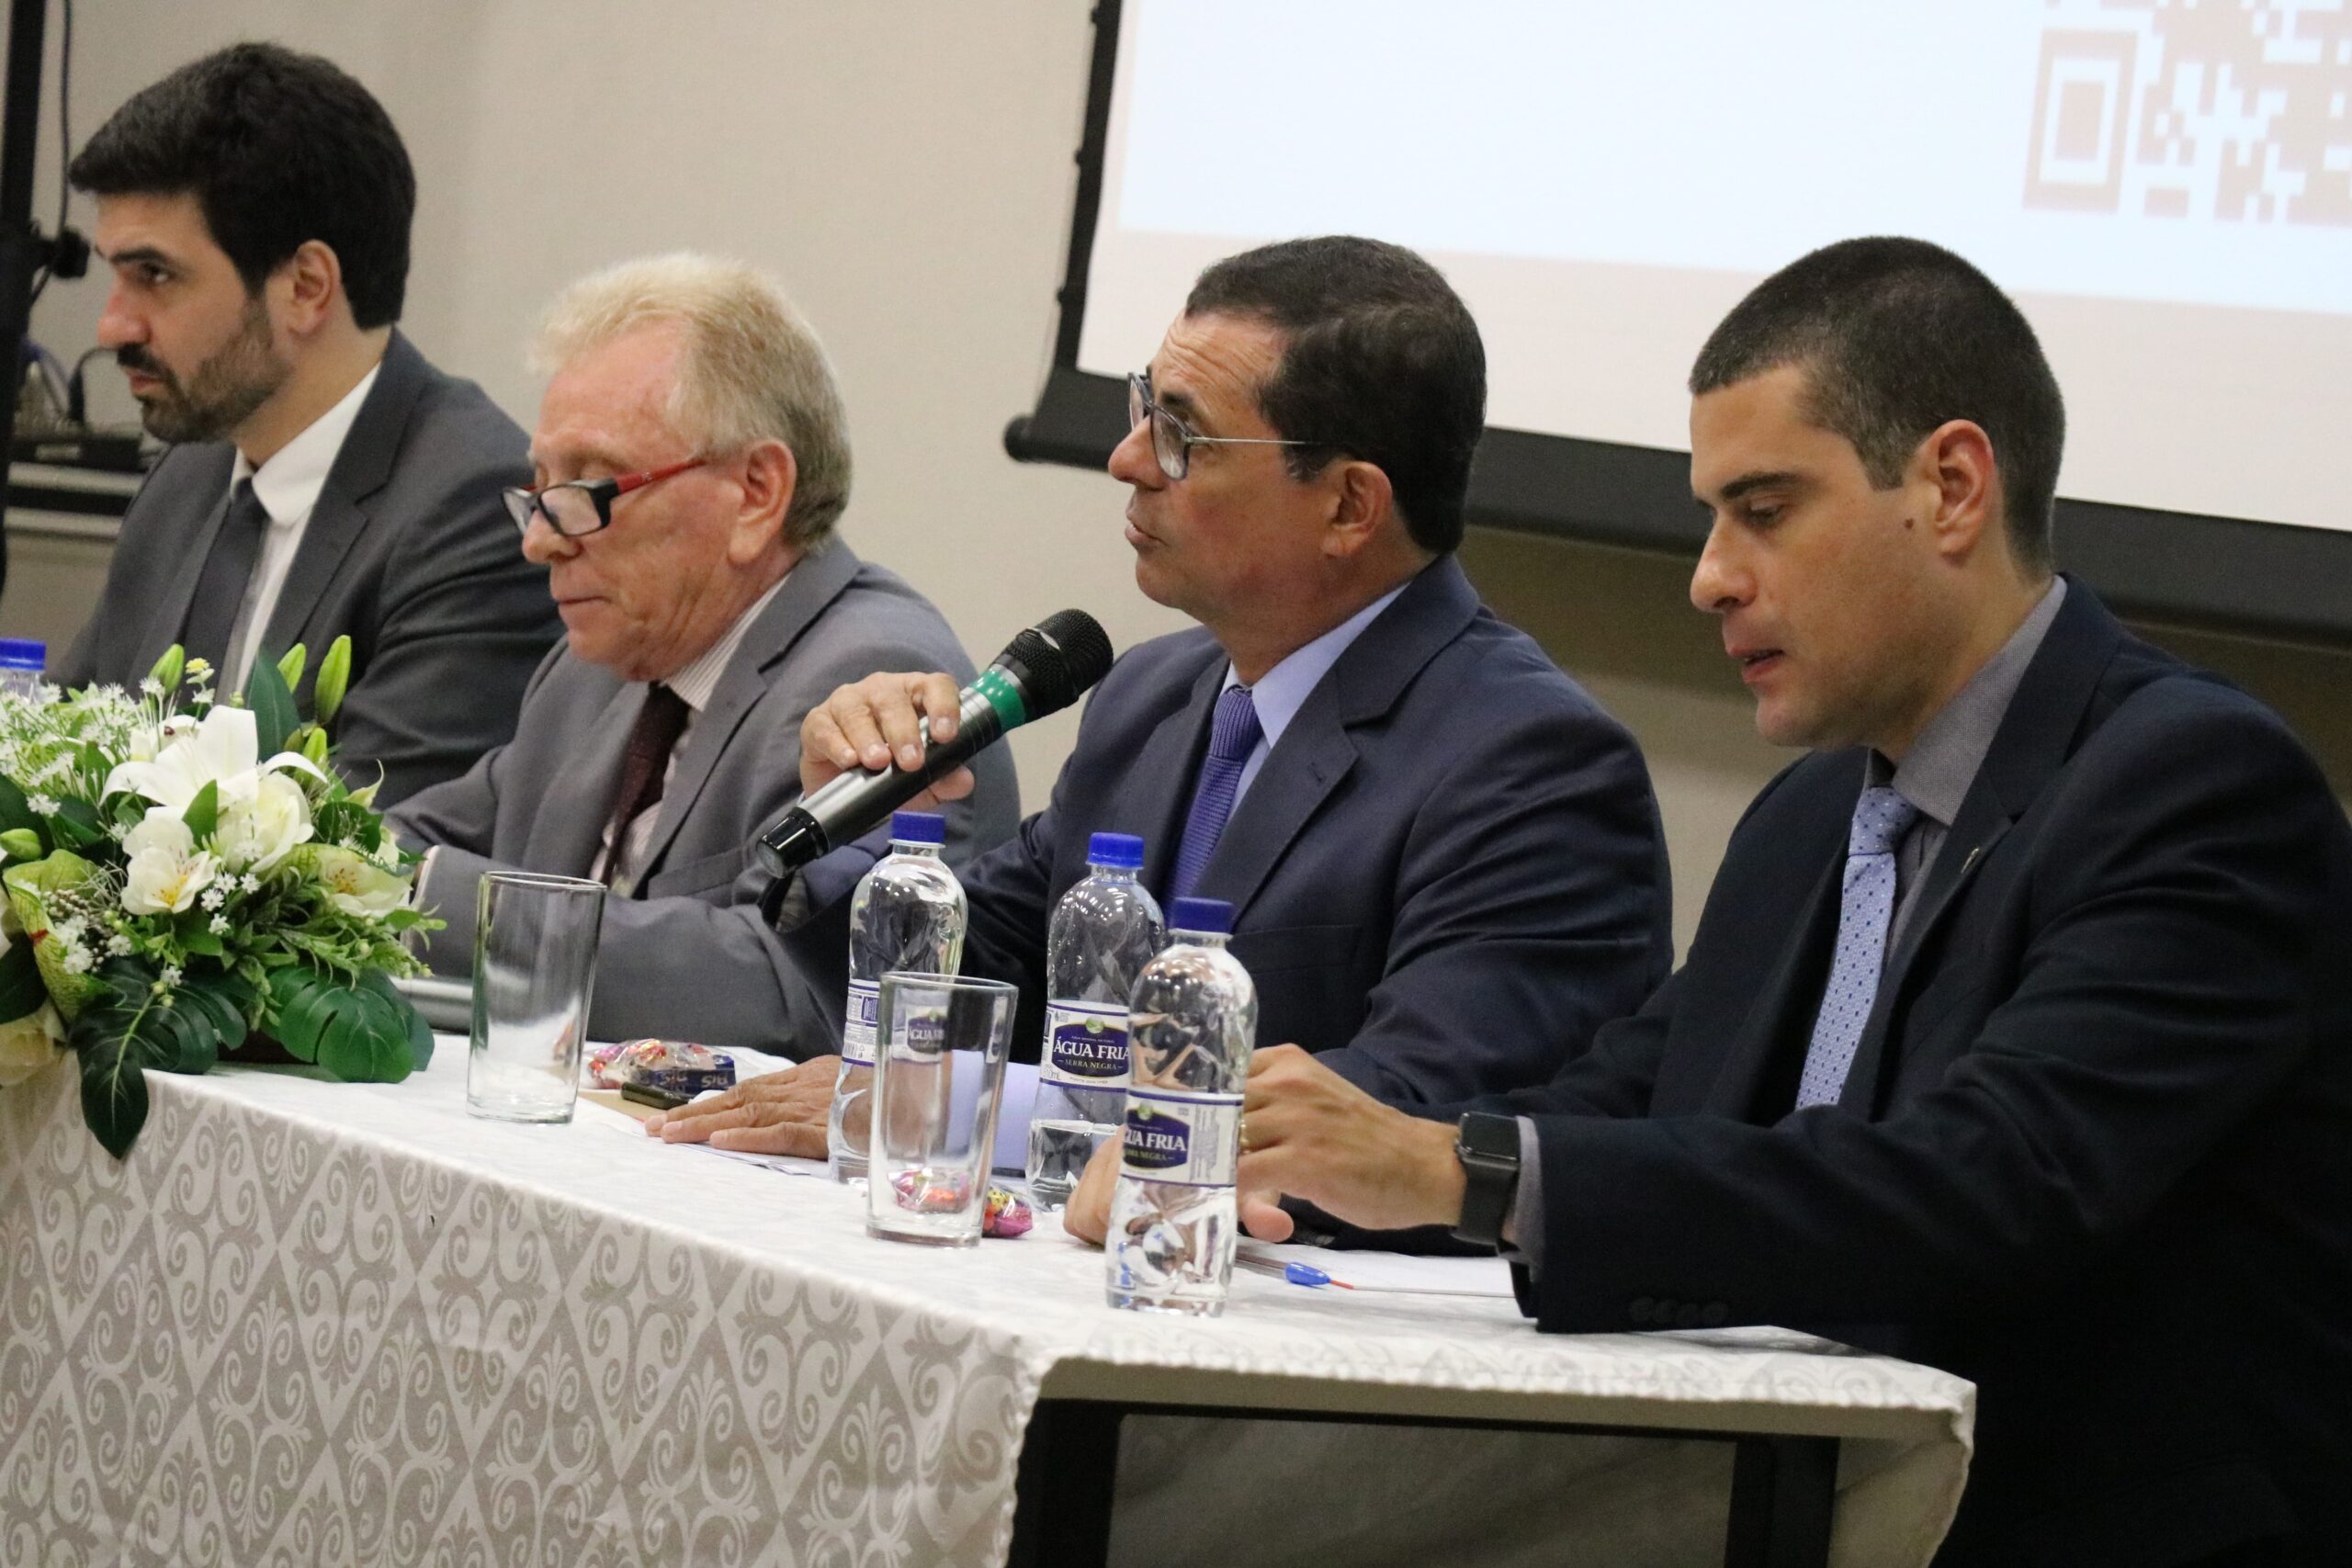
[{"xmin": 534, "ymin": 253, "xmax": 853, "ymax": 547}]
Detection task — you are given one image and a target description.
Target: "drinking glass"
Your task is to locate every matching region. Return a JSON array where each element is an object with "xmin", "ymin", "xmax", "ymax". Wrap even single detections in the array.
[
  {"xmin": 468, "ymin": 872, "xmax": 606, "ymax": 1122},
  {"xmin": 865, "ymin": 972, "xmax": 1018, "ymax": 1246}
]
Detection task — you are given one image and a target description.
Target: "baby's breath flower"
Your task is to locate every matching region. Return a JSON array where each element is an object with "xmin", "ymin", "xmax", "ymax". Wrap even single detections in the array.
[
  {"xmin": 159, "ymin": 964, "xmax": 183, "ymax": 987},
  {"xmin": 209, "ymin": 914, "xmax": 230, "ymax": 936},
  {"xmin": 199, "ymin": 886, "xmax": 225, "ymax": 911}
]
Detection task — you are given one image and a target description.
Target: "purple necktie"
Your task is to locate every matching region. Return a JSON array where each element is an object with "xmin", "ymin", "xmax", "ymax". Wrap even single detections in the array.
[
  {"xmin": 1794, "ymin": 785, "xmax": 1921, "ymax": 1108},
  {"xmin": 1169, "ymin": 685, "xmax": 1261, "ymax": 900}
]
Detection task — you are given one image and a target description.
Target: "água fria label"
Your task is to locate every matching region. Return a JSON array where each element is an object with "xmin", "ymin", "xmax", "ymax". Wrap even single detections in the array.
[
  {"xmin": 1041, "ymin": 1000, "xmax": 1130, "ymax": 1088},
  {"xmin": 842, "ymin": 979, "xmax": 880, "ymax": 1066},
  {"xmin": 1121, "ymin": 1087, "xmax": 1242, "ymax": 1187}
]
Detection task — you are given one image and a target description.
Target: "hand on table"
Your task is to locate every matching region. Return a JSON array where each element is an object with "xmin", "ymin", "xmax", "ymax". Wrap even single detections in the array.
[
  {"xmin": 643, "ymin": 1056, "xmax": 840, "ymax": 1159},
  {"xmin": 1058, "ymin": 1044, "xmax": 1459, "ymax": 1246},
  {"xmin": 799, "ymin": 671, "xmax": 978, "ymax": 804}
]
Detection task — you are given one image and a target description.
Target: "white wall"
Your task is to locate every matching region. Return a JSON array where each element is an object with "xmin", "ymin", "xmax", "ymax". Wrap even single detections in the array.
[{"xmin": 17, "ymin": 1, "xmax": 2352, "ymax": 959}]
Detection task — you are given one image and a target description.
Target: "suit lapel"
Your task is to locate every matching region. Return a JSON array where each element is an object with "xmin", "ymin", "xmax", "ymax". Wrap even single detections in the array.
[
  {"xmin": 1843, "ymin": 580, "xmax": 2125, "ymax": 1111},
  {"xmin": 259, "ymin": 333, "xmax": 430, "ymax": 664},
  {"xmin": 1192, "ymin": 697, "xmax": 1357, "ymax": 921},
  {"xmin": 634, "ymin": 543, "xmax": 864, "ymax": 879},
  {"xmin": 1193, "ymin": 556, "xmax": 1479, "ymax": 919},
  {"xmin": 1137, "ymin": 660, "xmax": 1226, "ymax": 897},
  {"xmin": 1699, "ymin": 765, "xmax": 1858, "ymax": 1118},
  {"xmin": 137, "ymin": 464, "xmax": 238, "ymax": 678},
  {"xmin": 534, "ymin": 681, "xmax": 638, "ymax": 876}
]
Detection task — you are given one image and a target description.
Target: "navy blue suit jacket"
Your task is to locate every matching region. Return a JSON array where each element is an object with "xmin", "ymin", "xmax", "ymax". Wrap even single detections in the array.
[
  {"xmin": 1488, "ymin": 583, "xmax": 2352, "ymax": 1566},
  {"xmin": 788, "ymin": 556, "xmax": 1671, "ymax": 1104}
]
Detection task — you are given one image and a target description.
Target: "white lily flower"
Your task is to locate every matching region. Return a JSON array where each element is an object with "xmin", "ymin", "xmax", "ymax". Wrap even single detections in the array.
[
  {"xmin": 213, "ymin": 771, "xmax": 315, "ymax": 873},
  {"xmin": 120, "ymin": 807, "xmax": 222, "ymax": 916},
  {"xmin": 306, "ymin": 845, "xmax": 412, "ymax": 917},
  {"xmin": 103, "ymin": 705, "xmax": 325, "ymax": 809}
]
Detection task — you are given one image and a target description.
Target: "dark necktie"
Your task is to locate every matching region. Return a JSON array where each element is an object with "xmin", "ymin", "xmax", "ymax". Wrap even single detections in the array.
[
  {"xmin": 180, "ymin": 479, "xmax": 271, "ymax": 676},
  {"xmin": 1794, "ymin": 785, "xmax": 1922, "ymax": 1108},
  {"xmin": 602, "ymin": 683, "xmax": 693, "ymax": 892},
  {"xmin": 1169, "ymin": 684, "xmax": 1262, "ymax": 901}
]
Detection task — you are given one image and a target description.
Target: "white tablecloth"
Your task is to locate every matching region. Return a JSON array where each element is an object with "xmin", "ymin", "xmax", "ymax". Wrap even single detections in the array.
[{"xmin": 0, "ymin": 1044, "xmax": 1973, "ymax": 1565}]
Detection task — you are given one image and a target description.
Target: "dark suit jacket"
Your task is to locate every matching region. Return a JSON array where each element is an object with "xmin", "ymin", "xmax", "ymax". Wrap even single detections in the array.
[
  {"xmin": 390, "ymin": 539, "xmax": 1018, "ymax": 1052},
  {"xmin": 1491, "ymin": 583, "xmax": 2352, "ymax": 1566},
  {"xmin": 787, "ymin": 556, "xmax": 1671, "ymax": 1103},
  {"xmin": 54, "ymin": 332, "xmax": 560, "ymax": 805}
]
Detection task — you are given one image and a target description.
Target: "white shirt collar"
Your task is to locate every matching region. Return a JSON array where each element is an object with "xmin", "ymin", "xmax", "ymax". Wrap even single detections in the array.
[
  {"xmin": 1220, "ymin": 577, "xmax": 1413, "ymax": 750},
  {"xmin": 231, "ymin": 362, "xmax": 382, "ymax": 524},
  {"xmin": 662, "ymin": 573, "xmax": 789, "ymax": 713}
]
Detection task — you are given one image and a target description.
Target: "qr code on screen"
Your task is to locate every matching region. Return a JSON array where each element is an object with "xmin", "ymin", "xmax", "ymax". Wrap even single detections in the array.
[{"xmin": 2026, "ymin": 0, "xmax": 2352, "ymax": 223}]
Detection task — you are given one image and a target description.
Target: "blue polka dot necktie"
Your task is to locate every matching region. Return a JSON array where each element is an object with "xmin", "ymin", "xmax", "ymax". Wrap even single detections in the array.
[
  {"xmin": 1794, "ymin": 785, "xmax": 1921, "ymax": 1109},
  {"xmin": 1169, "ymin": 685, "xmax": 1261, "ymax": 901}
]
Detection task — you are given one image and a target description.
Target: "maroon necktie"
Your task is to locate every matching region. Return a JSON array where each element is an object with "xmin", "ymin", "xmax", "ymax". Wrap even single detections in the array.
[{"xmin": 602, "ymin": 683, "xmax": 691, "ymax": 891}]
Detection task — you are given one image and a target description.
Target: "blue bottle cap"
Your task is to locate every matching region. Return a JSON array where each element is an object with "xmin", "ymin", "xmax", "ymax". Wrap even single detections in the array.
[
  {"xmin": 1086, "ymin": 831, "xmax": 1145, "ymax": 869},
  {"xmin": 889, "ymin": 809, "xmax": 946, "ymax": 844},
  {"xmin": 0, "ymin": 638, "xmax": 44, "ymax": 668},
  {"xmin": 1168, "ymin": 897, "xmax": 1233, "ymax": 935}
]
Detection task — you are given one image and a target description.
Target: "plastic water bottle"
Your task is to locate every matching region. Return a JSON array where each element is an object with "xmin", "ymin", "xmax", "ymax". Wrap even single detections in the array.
[
  {"xmin": 1025, "ymin": 832, "xmax": 1164, "ymax": 1211},
  {"xmin": 0, "ymin": 639, "xmax": 46, "ymax": 701},
  {"xmin": 1105, "ymin": 897, "xmax": 1257, "ymax": 1315},
  {"xmin": 830, "ymin": 811, "xmax": 966, "ymax": 1184}
]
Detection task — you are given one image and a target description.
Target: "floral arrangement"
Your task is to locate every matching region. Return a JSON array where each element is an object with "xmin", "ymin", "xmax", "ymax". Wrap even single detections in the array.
[{"xmin": 0, "ymin": 640, "xmax": 436, "ymax": 1156}]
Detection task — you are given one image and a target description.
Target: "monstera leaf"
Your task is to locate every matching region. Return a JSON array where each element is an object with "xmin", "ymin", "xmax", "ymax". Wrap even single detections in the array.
[
  {"xmin": 266, "ymin": 964, "xmax": 432, "ymax": 1083},
  {"xmin": 69, "ymin": 960, "xmax": 254, "ymax": 1159},
  {"xmin": 3, "ymin": 852, "xmax": 110, "ymax": 1020}
]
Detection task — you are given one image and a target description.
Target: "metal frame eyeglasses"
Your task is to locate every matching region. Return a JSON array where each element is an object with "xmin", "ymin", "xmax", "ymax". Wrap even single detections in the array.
[
  {"xmin": 503, "ymin": 457, "xmax": 707, "ymax": 537},
  {"xmin": 1127, "ymin": 372, "xmax": 1319, "ymax": 481}
]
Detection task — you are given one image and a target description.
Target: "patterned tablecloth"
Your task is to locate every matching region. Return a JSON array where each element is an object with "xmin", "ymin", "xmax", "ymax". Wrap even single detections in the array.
[{"xmin": 0, "ymin": 1046, "xmax": 1974, "ymax": 1566}]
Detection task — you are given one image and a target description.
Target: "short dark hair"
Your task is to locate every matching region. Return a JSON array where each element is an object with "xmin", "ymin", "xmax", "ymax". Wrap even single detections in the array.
[
  {"xmin": 1689, "ymin": 236, "xmax": 2065, "ymax": 573},
  {"xmin": 71, "ymin": 43, "xmax": 415, "ymax": 330},
  {"xmin": 1184, "ymin": 235, "xmax": 1485, "ymax": 555}
]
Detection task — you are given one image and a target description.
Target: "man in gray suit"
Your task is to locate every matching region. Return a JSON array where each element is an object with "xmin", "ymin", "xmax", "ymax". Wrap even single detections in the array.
[
  {"xmin": 55, "ymin": 44, "xmax": 560, "ymax": 804},
  {"xmin": 390, "ymin": 254, "xmax": 1018, "ymax": 1052}
]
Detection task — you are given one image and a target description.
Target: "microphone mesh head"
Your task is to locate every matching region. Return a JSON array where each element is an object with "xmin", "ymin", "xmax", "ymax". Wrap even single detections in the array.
[{"xmin": 1003, "ymin": 609, "xmax": 1114, "ymax": 716}]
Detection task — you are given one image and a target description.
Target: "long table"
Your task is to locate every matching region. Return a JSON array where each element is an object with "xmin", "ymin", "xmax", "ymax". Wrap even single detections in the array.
[{"xmin": 0, "ymin": 1046, "xmax": 1973, "ymax": 1566}]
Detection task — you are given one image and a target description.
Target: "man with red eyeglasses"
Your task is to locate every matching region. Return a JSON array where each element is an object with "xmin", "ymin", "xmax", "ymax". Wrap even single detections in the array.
[{"xmin": 388, "ymin": 254, "xmax": 1017, "ymax": 1052}]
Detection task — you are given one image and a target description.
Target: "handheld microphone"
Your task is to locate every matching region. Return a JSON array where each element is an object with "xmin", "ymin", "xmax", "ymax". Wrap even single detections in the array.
[{"xmin": 753, "ymin": 608, "xmax": 1114, "ymax": 876}]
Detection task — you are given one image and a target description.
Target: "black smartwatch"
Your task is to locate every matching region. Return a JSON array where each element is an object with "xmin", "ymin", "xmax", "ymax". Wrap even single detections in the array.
[{"xmin": 1450, "ymin": 1111, "xmax": 1522, "ymax": 1249}]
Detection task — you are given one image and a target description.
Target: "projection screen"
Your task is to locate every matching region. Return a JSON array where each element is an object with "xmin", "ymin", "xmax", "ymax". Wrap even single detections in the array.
[{"xmin": 1006, "ymin": 0, "xmax": 2352, "ymax": 640}]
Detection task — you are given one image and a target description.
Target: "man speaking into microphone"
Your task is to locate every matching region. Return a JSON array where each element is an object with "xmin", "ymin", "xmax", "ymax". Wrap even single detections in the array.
[{"xmin": 652, "ymin": 236, "xmax": 1671, "ymax": 1156}]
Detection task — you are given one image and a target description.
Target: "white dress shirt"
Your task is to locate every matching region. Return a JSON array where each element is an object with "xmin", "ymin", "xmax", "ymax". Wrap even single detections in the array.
[{"xmin": 221, "ymin": 363, "xmax": 382, "ymax": 691}]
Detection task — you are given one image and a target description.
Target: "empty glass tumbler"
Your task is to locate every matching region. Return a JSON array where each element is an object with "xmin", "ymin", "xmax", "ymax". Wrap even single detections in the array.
[{"xmin": 467, "ymin": 871, "xmax": 606, "ymax": 1122}]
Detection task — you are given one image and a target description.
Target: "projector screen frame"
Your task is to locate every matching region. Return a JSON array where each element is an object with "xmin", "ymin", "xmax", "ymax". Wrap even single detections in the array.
[{"xmin": 1003, "ymin": 0, "xmax": 2352, "ymax": 648}]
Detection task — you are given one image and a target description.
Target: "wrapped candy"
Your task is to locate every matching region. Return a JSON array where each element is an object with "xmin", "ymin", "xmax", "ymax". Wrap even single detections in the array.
[
  {"xmin": 588, "ymin": 1038, "xmax": 736, "ymax": 1096},
  {"xmin": 982, "ymin": 1185, "xmax": 1034, "ymax": 1239}
]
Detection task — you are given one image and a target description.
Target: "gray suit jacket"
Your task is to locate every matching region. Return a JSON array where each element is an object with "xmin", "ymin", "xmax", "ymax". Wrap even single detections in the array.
[
  {"xmin": 389, "ymin": 538, "xmax": 1021, "ymax": 1052},
  {"xmin": 53, "ymin": 332, "xmax": 561, "ymax": 805}
]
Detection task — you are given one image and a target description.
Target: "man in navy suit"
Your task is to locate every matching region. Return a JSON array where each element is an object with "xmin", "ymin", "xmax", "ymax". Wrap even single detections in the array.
[
  {"xmin": 1081, "ymin": 239, "xmax": 2352, "ymax": 1565},
  {"xmin": 650, "ymin": 235, "xmax": 1672, "ymax": 1153}
]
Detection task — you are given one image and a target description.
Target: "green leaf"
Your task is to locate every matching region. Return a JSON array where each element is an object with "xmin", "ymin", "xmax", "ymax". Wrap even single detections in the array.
[
  {"xmin": 47, "ymin": 799, "xmax": 106, "ymax": 852},
  {"xmin": 176, "ymin": 921, "xmax": 224, "ymax": 957},
  {"xmin": 266, "ymin": 964, "xmax": 428, "ymax": 1082},
  {"xmin": 68, "ymin": 958, "xmax": 240, "ymax": 1158},
  {"xmin": 0, "ymin": 774, "xmax": 46, "ymax": 849},
  {"xmin": 0, "ymin": 938, "xmax": 46, "ymax": 1021},
  {"xmin": 183, "ymin": 780, "xmax": 220, "ymax": 844},
  {"xmin": 243, "ymin": 648, "xmax": 298, "ymax": 760}
]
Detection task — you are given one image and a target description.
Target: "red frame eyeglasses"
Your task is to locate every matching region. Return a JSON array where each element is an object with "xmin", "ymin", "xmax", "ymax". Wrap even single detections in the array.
[{"xmin": 503, "ymin": 457, "xmax": 707, "ymax": 537}]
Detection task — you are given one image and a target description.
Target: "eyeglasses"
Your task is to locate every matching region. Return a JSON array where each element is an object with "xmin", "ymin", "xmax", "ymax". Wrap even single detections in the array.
[
  {"xmin": 503, "ymin": 457, "xmax": 707, "ymax": 537},
  {"xmin": 1126, "ymin": 372, "xmax": 1319, "ymax": 481}
]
